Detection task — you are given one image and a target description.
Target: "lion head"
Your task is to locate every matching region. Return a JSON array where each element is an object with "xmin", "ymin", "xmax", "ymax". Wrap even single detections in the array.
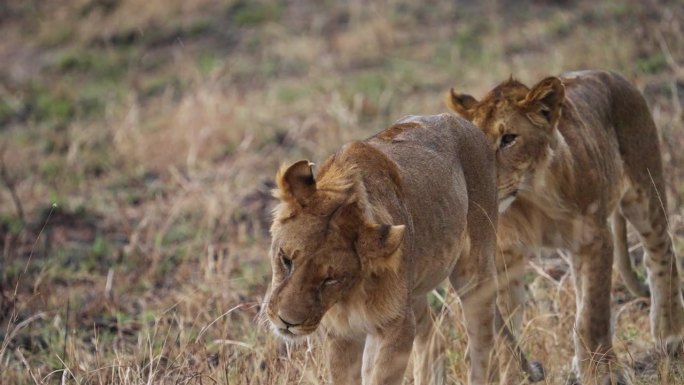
[
  {"xmin": 264, "ymin": 158, "xmax": 405, "ymax": 339},
  {"xmin": 447, "ymin": 77, "xmax": 565, "ymax": 211}
]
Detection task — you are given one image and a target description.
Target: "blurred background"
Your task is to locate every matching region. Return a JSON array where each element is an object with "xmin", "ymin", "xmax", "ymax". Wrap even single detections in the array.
[{"xmin": 0, "ymin": 0, "xmax": 683, "ymax": 384}]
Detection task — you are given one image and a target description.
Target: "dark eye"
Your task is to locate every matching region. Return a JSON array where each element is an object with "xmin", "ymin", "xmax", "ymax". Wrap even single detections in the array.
[
  {"xmin": 279, "ymin": 250, "xmax": 292, "ymax": 273},
  {"xmin": 499, "ymin": 133, "xmax": 517, "ymax": 149}
]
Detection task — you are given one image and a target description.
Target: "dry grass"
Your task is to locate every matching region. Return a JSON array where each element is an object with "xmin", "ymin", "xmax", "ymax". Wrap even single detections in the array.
[{"xmin": 1, "ymin": 0, "xmax": 684, "ymax": 384}]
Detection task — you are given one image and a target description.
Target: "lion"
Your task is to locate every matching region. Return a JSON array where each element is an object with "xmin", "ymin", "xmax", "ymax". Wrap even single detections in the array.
[
  {"xmin": 447, "ymin": 70, "xmax": 684, "ymax": 385},
  {"xmin": 263, "ymin": 114, "xmax": 540, "ymax": 385}
]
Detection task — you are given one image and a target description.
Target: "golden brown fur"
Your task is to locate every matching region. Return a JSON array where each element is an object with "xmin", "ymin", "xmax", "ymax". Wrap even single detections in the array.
[
  {"xmin": 264, "ymin": 114, "xmax": 503, "ymax": 385},
  {"xmin": 448, "ymin": 70, "xmax": 684, "ymax": 385}
]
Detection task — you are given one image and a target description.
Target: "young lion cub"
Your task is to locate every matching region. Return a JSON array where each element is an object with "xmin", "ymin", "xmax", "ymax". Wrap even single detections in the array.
[
  {"xmin": 264, "ymin": 114, "xmax": 501, "ymax": 385},
  {"xmin": 448, "ymin": 70, "xmax": 684, "ymax": 385}
]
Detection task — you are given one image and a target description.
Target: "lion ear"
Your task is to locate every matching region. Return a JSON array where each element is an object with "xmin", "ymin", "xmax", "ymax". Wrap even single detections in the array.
[
  {"xmin": 520, "ymin": 77, "xmax": 564, "ymax": 127},
  {"xmin": 357, "ymin": 223, "xmax": 405, "ymax": 270},
  {"xmin": 447, "ymin": 88, "xmax": 478, "ymax": 121},
  {"xmin": 276, "ymin": 160, "xmax": 316, "ymax": 207}
]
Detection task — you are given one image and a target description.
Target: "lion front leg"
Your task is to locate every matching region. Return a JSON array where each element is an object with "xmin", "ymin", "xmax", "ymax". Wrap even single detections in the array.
[
  {"xmin": 462, "ymin": 293, "xmax": 497, "ymax": 385},
  {"xmin": 570, "ymin": 226, "xmax": 627, "ymax": 385},
  {"xmin": 326, "ymin": 332, "xmax": 364, "ymax": 385},
  {"xmin": 362, "ymin": 313, "xmax": 415, "ymax": 385},
  {"xmin": 495, "ymin": 246, "xmax": 532, "ymax": 383},
  {"xmin": 496, "ymin": 247, "xmax": 527, "ymax": 336},
  {"xmin": 450, "ymin": 260, "xmax": 498, "ymax": 384},
  {"xmin": 412, "ymin": 295, "xmax": 446, "ymax": 385}
]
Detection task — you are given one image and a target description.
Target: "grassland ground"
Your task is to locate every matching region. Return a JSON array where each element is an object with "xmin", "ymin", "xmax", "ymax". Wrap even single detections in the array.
[{"xmin": 1, "ymin": 0, "xmax": 684, "ymax": 384}]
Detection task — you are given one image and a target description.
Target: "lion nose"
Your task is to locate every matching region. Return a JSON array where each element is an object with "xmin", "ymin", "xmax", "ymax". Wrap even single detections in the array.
[{"xmin": 278, "ymin": 313, "xmax": 303, "ymax": 328}]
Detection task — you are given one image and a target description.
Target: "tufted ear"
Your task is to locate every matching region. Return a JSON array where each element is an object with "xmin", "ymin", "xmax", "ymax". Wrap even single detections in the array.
[
  {"xmin": 447, "ymin": 88, "xmax": 478, "ymax": 121},
  {"xmin": 357, "ymin": 223, "xmax": 405, "ymax": 270},
  {"xmin": 276, "ymin": 160, "xmax": 316, "ymax": 207},
  {"xmin": 520, "ymin": 76, "xmax": 565, "ymax": 128}
]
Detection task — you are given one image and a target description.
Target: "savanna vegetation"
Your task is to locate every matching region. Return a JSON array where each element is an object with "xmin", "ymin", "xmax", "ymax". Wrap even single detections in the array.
[{"xmin": 1, "ymin": 0, "xmax": 683, "ymax": 384}]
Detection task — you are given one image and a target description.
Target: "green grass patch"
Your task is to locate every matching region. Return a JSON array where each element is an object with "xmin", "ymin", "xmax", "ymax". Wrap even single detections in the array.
[
  {"xmin": 187, "ymin": 18, "xmax": 215, "ymax": 37},
  {"xmin": 90, "ymin": 234, "xmax": 110, "ymax": 260},
  {"xmin": 276, "ymin": 85, "xmax": 308, "ymax": 104},
  {"xmin": 348, "ymin": 71, "xmax": 387, "ymax": 100},
  {"xmin": 0, "ymin": 99, "xmax": 16, "ymax": 124},
  {"xmin": 141, "ymin": 74, "xmax": 184, "ymax": 98},
  {"xmin": 58, "ymin": 51, "xmax": 104, "ymax": 75},
  {"xmin": 455, "ymin": 24, "xmax": 486, "ymax": 58},
  {"xmin": 32, "ymin": 89, "xmax": 74, "ymax": 123},
  {"xmin": 0, "ymin": 213, "xmax": 24, "ymax": 235},
  {"xmin": 1, "ymin": 258, "xmax": 30, "ymax": 283},
  {"xmin": 41, "ymin": 25, "xmax": 75, "ymax": 47},
  {"xmin": 40, "ymin": 159, "xmax": 65, "ymax": 179},
  {"xmin": 230, "ymin": 2, "xmax": 282, "ymax": 26},
  {"xmin": 547, "ymin": 13, "xmax": 572, "ymax": 38},
  {"xmin": 198, "ymin": 52, "xmax": 222, "ymax": 75},
  {"xmin": 636, "ymin": 54, "xmax": 667, "ymax": 74}
]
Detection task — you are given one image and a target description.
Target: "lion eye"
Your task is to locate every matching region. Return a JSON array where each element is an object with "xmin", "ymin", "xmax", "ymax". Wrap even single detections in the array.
[
  {"xmin": 499, "ymin": 133, "xmax": 517, "ymax": 149},
  {"xmin": 279, "ymin": 250, "xmax": 292, "ymax": 273}
]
